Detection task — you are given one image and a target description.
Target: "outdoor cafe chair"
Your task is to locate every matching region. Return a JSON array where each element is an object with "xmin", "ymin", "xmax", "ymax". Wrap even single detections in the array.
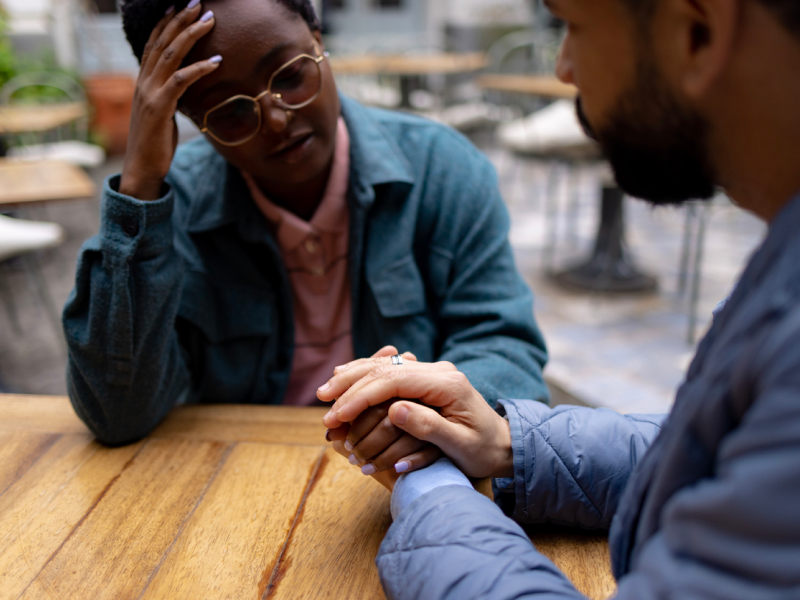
[
  {"xmin": 0, "ymin": 71, "xmax": 105, "ymax": 168},
  {"xmin": 0, "ymin": 214, "xmax": 66, "ymax": 350}
]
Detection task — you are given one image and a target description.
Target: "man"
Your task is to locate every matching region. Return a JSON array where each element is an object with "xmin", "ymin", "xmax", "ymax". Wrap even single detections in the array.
[{"xmin": 319, "ymin": 0, "xmax": 800, "ymax": 597}]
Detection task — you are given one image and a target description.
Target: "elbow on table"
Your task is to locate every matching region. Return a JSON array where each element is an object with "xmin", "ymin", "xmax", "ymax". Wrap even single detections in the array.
[{"xmin": 66, "ymin": 374, "xmax": 166, "ymax": 447}]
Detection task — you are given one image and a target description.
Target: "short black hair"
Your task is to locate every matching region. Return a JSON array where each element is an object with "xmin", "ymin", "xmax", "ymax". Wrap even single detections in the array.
[
  {"xmin": 121, "ymin": 0, "xmax": 320, "ymax": 63},
  {"xmin": 621, "ymin": 0, "xmax": 800, "ymax": 40}
]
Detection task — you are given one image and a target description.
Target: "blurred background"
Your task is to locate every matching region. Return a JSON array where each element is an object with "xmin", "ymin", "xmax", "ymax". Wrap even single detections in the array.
[{"xmin": 0, "ymin": 0, "xmax": 765, "ymax": 412}]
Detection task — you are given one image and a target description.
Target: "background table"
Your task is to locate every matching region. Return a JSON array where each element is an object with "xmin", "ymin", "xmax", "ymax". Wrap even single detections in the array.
[
  {"xmin": 330, "ymin": 52, "xmax": 489, "ymax": 108},
  {"xmin": 481, "ymin": 75, "xmax": 656, "ymax": 293},
  {"xmin": 477, "ymin": 74, "xmax": 578, "ymax": 99},
  {"xmin": 0, "ymin": 395, "xmax": 617, "ymax": 599},
  {"xmin": 0, "ymin": 103, "xmax": 88, "ymax": 136},
  {"xmin": 0, "ymin": 159, "xmax": 96, "ymax": 207},
  {"xmin": 329, "ymin": 52, "xmax": 489, "ymax": 76}
]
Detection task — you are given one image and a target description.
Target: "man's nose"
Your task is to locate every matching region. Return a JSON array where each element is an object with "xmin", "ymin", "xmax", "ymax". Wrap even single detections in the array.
[{"xmin": 555, "ymin": 38, "xmax": 575, "ymax": 86}]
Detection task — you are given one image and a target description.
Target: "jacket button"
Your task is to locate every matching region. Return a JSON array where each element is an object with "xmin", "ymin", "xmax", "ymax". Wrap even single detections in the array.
[{"xmin": 122, "ymin": 217, "xmax": 140, "ymax": 237}]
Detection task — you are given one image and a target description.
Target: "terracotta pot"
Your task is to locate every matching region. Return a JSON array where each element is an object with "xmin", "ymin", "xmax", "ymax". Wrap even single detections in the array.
[{"xmin": 83, "ymin": 74, "xmax": 136, "ymax": 156}]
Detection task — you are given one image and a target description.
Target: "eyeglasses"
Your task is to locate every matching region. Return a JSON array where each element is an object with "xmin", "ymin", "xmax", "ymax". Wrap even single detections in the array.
[{"xmin": 199, "ymin": 44, "xmax": 328, "ymax": 147}]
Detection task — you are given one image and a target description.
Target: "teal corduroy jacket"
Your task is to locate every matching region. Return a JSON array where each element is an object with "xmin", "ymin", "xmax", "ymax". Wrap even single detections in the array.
[{"xmin": 63, "ymin": 95, "xmax": 548, "ymax": 445}]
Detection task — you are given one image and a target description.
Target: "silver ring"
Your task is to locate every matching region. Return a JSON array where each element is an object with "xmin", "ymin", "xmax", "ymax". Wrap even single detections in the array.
[{"xmin": 391, "ymin": 354, "xmax": 404, "ymax": 366}]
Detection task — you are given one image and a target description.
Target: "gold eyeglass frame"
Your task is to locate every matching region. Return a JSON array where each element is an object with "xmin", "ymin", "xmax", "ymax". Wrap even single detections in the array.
[{"xmin": 199, "ymin": 43, "xmax": 329, "ymax": 147}]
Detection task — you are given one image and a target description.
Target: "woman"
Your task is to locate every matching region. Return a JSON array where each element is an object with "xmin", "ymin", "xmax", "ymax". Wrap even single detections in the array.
[{"xmin": 63, "ymin": 0, "xmax": 548, "ymax": 474}]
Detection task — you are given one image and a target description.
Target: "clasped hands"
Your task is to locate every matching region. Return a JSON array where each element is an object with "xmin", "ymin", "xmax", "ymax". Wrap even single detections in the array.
[{"xmin": 317, "ymin": 346, "xmax": 514, "ymax": 491}]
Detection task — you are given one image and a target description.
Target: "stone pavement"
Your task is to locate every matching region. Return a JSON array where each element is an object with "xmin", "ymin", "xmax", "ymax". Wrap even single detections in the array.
[{"xmin": 0, "ymin": 147, "xmax": 766, "ymax": 414}]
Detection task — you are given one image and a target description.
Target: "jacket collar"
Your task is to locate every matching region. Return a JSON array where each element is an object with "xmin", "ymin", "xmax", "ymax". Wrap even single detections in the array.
[{"xmin": 186, "ymin": 94, "xmax": 414, "ymax": 234}]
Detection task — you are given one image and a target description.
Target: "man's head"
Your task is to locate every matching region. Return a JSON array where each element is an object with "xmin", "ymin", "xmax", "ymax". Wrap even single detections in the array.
[
  {"xmin": 550, "ymin": 0, "xmax": 800, "ymax": 211},
  {"xmin": 121, "ymin": 0, "xmax": 339, "ymax": 193}
]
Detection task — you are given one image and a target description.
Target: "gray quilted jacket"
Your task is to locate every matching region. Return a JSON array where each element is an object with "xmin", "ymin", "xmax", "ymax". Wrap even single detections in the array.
[{"xmin": 376, "ymin": 192, "xmax": 800, "ymax": 599}]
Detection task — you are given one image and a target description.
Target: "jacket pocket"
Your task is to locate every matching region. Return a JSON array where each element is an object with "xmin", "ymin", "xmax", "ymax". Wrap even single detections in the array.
[
  {"xmin": 178, "ymin": 269, "xmax": 274, "ymax": 342},
  {"xmin": 367, "ymin": 255, "xmax": 427, "ymax": 318}
]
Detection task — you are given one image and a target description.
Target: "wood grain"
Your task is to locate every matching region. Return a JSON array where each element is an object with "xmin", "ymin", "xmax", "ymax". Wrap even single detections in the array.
[
  {"xmin": 152, "ymin": 404, "xmax": 330, "ymax": 445},
  {"xmin": 530, "ymin": 529, "xmax": 617, "ymax": 600},
  {"xmin": 0, "ymin": 431, "xmax": 59, "ymax": 496},
  {"xmin": 0, "ymin": 435, "xmax": 142, "ymax": 600},
  {"xmin": 17, "ymin": 439, "xmax": 229, "ymax": 600},
  {"xmin": 141, "ymin": 443, "xmax": 323, "ymax": 600},
  {"xmin": 0, "ymin": 394, "xmax": 88, "ymax": 434},
  {"xmin": 0, "ymin": 395, "xmax": 330, "ymax": 445},
  {"xmin": 0, "ymin": 160, "xmax": 96, "ymax": 206},
  {"xmin": 0, "ymin": 395, "xmax": 617, "ymax": 599},
  {"xmin": 269, "ymin": 448, "xmax": 391, "ymax": 600}
]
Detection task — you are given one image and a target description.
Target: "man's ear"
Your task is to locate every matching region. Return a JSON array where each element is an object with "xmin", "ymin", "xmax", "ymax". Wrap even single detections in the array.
[{"xmin": 657, "ymin": 0, "xmax": 739, "ymax": 98}]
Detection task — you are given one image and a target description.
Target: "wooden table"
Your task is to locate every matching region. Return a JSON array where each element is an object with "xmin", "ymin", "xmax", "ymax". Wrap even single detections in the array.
[
  {"xmin": 329, "ymin": 52, "xmax": 489, "ymax": 76},
  {"xmin": 0, "ymin": 395, "xmax": 617, "ymax": 599},
  {"xmin": 0, "ymin": 159, "xmax": 96, "ymax": 207},
  {"xmin": 477, "ymin": 74, "xmax": 578, "ymax": 99},
  {"xmin": 330, "ymin": 52, "xmax": 489, "ymax": 108},
  {"xmin": 0, "ymin": 102, "xmax": 88, "ymax": 135}
]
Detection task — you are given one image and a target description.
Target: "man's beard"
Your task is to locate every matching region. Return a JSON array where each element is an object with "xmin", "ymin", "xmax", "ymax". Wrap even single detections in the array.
[{"xmin": 575, "ymin": 59, "xmax": 717, "ymax": 206}]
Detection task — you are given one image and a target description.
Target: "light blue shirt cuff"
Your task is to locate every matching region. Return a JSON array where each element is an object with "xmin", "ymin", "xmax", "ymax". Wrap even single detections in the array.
[{"xmin": 390, "ymin": 457, "xmax": 473, "ymax": 520}]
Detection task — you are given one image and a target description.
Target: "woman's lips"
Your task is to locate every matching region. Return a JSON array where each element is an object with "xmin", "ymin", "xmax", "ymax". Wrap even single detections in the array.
[{"xmin": 271, "ymin": 132, "xmax": 314, "ymax": 163}]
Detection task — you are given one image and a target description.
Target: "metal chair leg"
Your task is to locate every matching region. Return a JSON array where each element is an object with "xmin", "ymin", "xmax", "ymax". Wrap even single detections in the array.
[
  {"xmin": 0, "ymin": 261, "xmax": 23, "ymax": 334},
  {"xmin": 687, "ymin": 205, "xmax": 708, "ymax": 345},
  {"xmin": 542, "ymin": 161, "xmax": 562, "ymax": 271},
  {"xmin": 678, "ymin": 204, "xmax": 696, "ymax": 296}
]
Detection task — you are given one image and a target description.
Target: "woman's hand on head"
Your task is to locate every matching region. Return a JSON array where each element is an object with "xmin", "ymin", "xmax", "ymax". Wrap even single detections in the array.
[
  {"xmin": 120, "ymin": 2, "xmax": 221, "ymax": 201},
  {"xmin": 319, "ymin": 354, "xmax": 514, "ymax": 479}
]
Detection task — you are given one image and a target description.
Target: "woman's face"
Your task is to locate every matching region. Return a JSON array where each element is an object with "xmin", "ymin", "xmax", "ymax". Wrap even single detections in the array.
[{"xmin": 178, "ymin": 0, "xmax": 340, "ymax": 187}]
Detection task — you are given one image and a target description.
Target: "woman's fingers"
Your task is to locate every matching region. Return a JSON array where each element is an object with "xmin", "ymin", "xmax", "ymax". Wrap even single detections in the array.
[
  {"xmin": 357, "ymin": 434, "xmax": 429, "ymax": 475},
  {"xmin": 348, "ymin": 412, "xmax": 404, "ymax": 463},
  {"xmin": 325, "ymin": 423, "xmax": 348, "ymax": 443},
  {"xmin": 141, "ymin": 1, "xmax": 204, "ymax": 78},
  {"xmin": 393, "ymin": 445, "xmax": 443, "ymax": 475},
  {"xmin": 150, "ymin": 9, "xmax": 217, "ymax": 86},
  {"xmin": 140, "ymin": 6, "xmax": 177, "ymax": 69},
  {"xmin": 330, "ymin": 436, "xmax": 399, "ymax": 491},
  {"xmin": 164, "ymin": 55, "xmax": 222, "ymax": 100}
]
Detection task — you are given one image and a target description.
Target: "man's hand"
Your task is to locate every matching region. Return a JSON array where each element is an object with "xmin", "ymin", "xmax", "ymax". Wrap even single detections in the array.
[
  {"xmin": 319, "ymin": 355, "xmax": 514, "ymax": 479},
  {"xmin": 321, "ymin": 347, "xmax": 441, "ymax": 485}
]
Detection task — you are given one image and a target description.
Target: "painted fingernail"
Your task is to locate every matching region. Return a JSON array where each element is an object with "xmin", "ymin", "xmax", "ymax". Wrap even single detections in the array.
[
  {"xmin": 348, "ymin": 453, "xmax": 359, "ymax": 465},
  {"xmin": 208, "ymin": 55, "xmax": 222, "ymax": 64},
  {"xmin": 393, "ymin": 404, "xmax": 410, "ymax": 425},
  {"xmin": 344, "ymin": 439, "xmax": 353, "ymax": 452},
  {"xmin": 395, "ymin": 461, "xmax": 411, "ymax": 474},
  {"xmin": 318, "ymin": 382, "xmax": 330, "ymax": 393},
  {"xmin": 165, "ymin": 5, "xmax": 175, "ymax": 15},
  {"xmin": 200, "ymin": 10, "xmax": 214, "ymax": 22},
  {"xmin": 361, "ymin": 464, "xmax": 376, "ymax": 475},
  {"xmin": 325, "ymin": 429, "xmax": 332, "ymax": 442},
  {"xmin": 187, "ymin": 0, "xmax": 201, "ymax": 9}
]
